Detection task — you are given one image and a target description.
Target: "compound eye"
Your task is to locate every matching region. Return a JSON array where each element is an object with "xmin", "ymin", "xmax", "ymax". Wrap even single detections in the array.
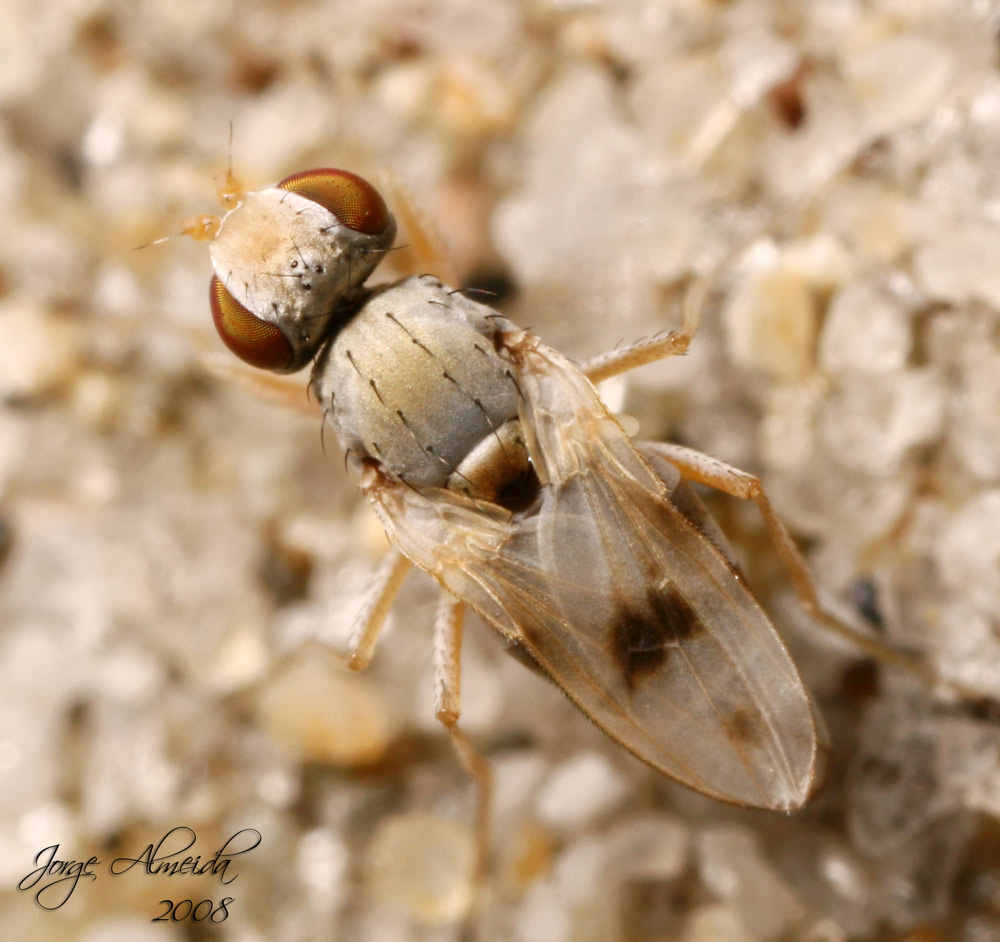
[
  {"xmin": 277, "ymin": 168, "xmax": 391, "ymax": 235},
  {"xmin": 210, "ymin": 276, "xmax": 294, "ymax": 371}
]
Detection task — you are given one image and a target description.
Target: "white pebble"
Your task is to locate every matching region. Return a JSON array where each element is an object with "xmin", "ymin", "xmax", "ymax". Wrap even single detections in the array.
[
  {"xmin": 914, "ymin": 221, "xmax": 1000, "ymax": 308},
  {"xmin": 257, "ymin": 659, "xmax": 394, "ymax": 767},
  {"xmin": 819, "ymin": 282, "xmax": 911, "ymax": 374},
  {"xmin": 845, "ymin": 33, "xmax": 955, "ymax": 136},
  {"xmin": 365, "ymin": 814, "xmax": 477, "ymax": 925},
  {"xmin": 535, "ymin": 752, "xmax": 629, "ymax": 830},
  {"xmin": 724, "ymin": 266, "xmax": 818, "ymax": 380},
  {"xmin": 0, "ymin": 297, "xmax": 77, "ymax": 400},
  {"xmin": 696, "ymin": 825, "xmax": 808, "ymax": 940},
  {"xmin": 605, "ymin": 813, "xmax": 691, "ymax": 882}
]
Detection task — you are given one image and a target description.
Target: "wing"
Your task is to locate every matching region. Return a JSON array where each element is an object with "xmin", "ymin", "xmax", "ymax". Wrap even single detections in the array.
[{"xmin": 362, "ymin": 328, "xmax": 820, "ymax": 810}]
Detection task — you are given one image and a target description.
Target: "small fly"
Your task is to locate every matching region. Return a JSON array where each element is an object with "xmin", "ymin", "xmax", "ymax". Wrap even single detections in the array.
[
  {"xmin": 188, "ymin": 164, "xmax": 1000, "ymax": 871},
  {"xmin": 183, "ymin": 166, "xmax": 829, "ymax": 817},
  {"xmin": 166, "ymin": 156, "xmax": 1000, "ymax": 933}
]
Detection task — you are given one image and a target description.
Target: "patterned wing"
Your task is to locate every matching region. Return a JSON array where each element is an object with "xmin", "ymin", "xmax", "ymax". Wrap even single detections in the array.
[{"xmin": 363, "ymin": 329, "xmax": 820, "ymax": 809}]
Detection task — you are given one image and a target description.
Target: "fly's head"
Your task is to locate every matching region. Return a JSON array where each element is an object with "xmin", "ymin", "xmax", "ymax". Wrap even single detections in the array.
[{"xmin": 186, "ymin": 168, "xmax": 396, "ymax": 373}]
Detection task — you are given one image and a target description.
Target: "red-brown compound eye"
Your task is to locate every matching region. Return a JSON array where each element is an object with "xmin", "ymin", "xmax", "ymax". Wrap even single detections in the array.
[
  {"xmin": 277, "ymin": 168, "xmax": 391, "ymax": 235},
  {"xmin": 210, "ymin": 276, "xmax": 294, "ymax": 370}
]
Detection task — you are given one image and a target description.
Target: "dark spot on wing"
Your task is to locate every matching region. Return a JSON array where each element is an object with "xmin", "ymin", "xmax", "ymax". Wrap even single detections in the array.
[
  {"xmin": 726, "ymin": 707, "xmax": 763, "ymax": 746},
  {"xmin": 610, "ymin": 587, "xmax": 703, "ymax": 692}
]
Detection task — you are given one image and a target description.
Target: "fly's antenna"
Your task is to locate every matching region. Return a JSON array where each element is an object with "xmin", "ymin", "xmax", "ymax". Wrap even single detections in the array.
[
  {"xmin": 139, "ymin": 126, "xmax": 242, "ymax": 250},
  {"xmin": 216, "ymin": 121, "xmax": 245, "ymax": 211},
  {"xmin": 134, "ymin": 212, "xmax": 221, "ymax": 250}
]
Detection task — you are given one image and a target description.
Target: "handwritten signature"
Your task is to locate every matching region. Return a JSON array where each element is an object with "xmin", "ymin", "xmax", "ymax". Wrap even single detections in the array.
[{"xmin": 17, "ymin": 826, "xmax": 261, "ymax": 910}]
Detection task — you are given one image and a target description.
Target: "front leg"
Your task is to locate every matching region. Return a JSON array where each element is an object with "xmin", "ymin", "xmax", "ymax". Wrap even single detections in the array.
[
  {"xmin": 344, "ymin": 547, "xmax": 412, "ymax": 670},
  {"xmin": 280, "ymin": 547, "xmax": 411, "ymax": 673}
]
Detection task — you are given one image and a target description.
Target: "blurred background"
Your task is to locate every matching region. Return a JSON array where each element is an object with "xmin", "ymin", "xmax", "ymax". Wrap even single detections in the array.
[{"xmin": 3, "ymin": 0, "xmax": 1000, "ymax": 939}]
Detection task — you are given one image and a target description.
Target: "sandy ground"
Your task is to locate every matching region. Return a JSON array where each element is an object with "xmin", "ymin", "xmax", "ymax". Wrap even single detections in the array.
[{"xmin": 3, "ymin": 1, "xmax": 1000, "ymax": 939}]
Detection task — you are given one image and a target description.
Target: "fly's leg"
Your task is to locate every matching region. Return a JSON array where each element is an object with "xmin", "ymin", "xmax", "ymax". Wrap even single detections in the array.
[
  {"xmin": 643, "ymin": 441, "xmax": 990, "ymax": 706},
  {"xmin": 582, "ymin": 330, "xmax": 692, "ymax": 385},
  {"xmin": 581, "ymin": 195, "xmax": 825, "ymax": 385},
  {"xmin": 434, "ymin": 593, "xmax": 466, "ymax": 727},
  {"xmin": 381, "ymin": 170, "xmax": 460, "ymax": 287},
  {"xmin": 169, "ymin": 314, "xmax": 322, "ymax": 416},
  {"xmin": 204, "ymin": 352, "xmax": 322, "ymax": 416},
  {"xmin": 581, "ymin": 220, "xmax": 757, "ymax": 384},
  {"xmin": 343, "ymin": 547, "xmax": 412, "ymax": 670},
  {"xmin": 285, "ymin": 547, "xmax": 411, "ymax": 672},
  {"xmin": 434, "ymin": 593, "xmax": 493, "ymax": 884},
  {"xmin": 581, "ymin": 275, "xmax": 707, "ymax": 384}
]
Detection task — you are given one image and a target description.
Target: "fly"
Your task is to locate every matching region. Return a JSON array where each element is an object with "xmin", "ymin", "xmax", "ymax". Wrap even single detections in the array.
[{"xmin": 184, "ymin": 166, "xmax": 975, "ymax": 851}]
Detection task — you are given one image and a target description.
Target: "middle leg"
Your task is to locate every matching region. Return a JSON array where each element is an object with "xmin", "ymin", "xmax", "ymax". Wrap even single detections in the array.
[{"xmin": 433, "ymin": 593, "xmax": 493, "ymax": 882}]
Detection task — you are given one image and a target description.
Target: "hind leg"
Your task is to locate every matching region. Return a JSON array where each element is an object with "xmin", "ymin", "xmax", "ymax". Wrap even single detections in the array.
[{"xmin": 643, "ymin": 440, "xmax": 989, "ymax": 706}]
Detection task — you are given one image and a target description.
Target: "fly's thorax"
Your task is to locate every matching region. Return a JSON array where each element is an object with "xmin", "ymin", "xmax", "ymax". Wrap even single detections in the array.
[
  {"xmin": 209, "ymin": 188, "xmax": 395, "ymax": 370},
  {"xmin": 313, "ymin": 275, "xmax": 532, "ymax": 497}
]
